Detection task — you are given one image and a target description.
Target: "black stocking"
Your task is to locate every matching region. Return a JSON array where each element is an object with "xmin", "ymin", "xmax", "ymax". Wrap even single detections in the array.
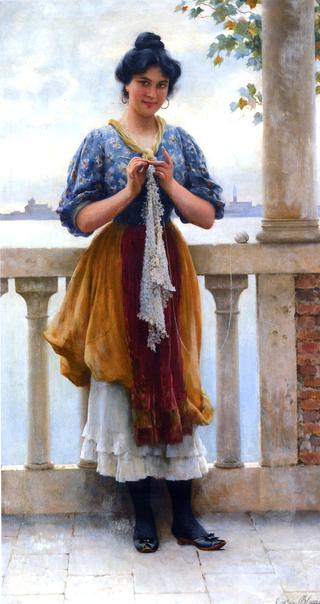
[
  {"xmin": 126, "ymin": 477, "xmax": 157, "ymax": 541},
  {"xmin": 166, "ymin": 479, "xmax": 210, "ymax": 540}
]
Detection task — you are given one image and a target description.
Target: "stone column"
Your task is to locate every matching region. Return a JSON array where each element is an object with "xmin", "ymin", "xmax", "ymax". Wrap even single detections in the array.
[
  {"xmin": 205, "ymin": 274, "xmax": 248, "ymax": 468},
  {"xmin": 256, "ymin": 0, "xmax": 320, "ymax": 243},
  {"xmin": 256, "ymin": 274, "xmax": 298, "ymax": 465},
  {"xmin": 15, "ymin": 276, "xmax": 58, "ymax": 469}
]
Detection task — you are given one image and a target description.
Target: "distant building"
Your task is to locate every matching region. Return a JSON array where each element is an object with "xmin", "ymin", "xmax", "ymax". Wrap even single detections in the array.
[
  {"xmin": 225, "ymin": 185, "xmax": 263, "ymax": 217},
  {"xmin": 225, "ymin": 185, "xmax": 320, "ymax": 218},
  {"xmin": 0, "ymin": 198, "xmax": 58, "ymax": 220}
]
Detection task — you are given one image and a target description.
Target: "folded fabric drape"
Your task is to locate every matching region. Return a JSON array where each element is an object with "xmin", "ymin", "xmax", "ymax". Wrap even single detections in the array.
[{"xmin": 43, "ymin": 220, "xmax": 214, "ymax": 445}]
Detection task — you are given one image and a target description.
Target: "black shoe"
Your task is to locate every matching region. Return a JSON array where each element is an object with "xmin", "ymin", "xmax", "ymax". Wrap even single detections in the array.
[
  {"xmin": 172, "ymin": 520, "xmax": 226, "ymax": 550},
  {"xmin": 172, "ymin": 529, "xmax": 226, "ymax": 551},
  {"xmin": 133, "ymin": 533, "xmax": 159, "ymax": 553},
  {"xmin": 166, "ymin": 479, "xmax": 227, "ymax": 551}
]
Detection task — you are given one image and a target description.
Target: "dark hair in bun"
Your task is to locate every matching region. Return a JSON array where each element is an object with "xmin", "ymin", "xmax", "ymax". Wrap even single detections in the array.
[
  {"xmin": 135, "ymin": 32, "xmax": 165, "ymax": 51},
  {"xmin": 115, "ymin": 32, "xmax": 181, "ymax": 99}
]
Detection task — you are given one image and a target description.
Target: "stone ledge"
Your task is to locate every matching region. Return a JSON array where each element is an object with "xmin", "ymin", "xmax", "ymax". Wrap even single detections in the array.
[
  {"xmin": 2, "ymin": 463, "xmax": 320, "ymax": 514},
  {"xmin": 1, "ymin": 242, "xmax": 320, "ymax": 278}
]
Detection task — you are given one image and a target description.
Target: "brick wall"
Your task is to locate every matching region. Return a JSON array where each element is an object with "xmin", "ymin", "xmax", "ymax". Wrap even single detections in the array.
[{"xmin": 295, "ymin": 274, "xmax": 320, "ymax": 464}]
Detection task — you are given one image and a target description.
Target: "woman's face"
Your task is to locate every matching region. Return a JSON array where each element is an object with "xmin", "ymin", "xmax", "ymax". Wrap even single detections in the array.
[{"xmin": 125, "ymin": 66, "xmax": 169, "ymax": 117}]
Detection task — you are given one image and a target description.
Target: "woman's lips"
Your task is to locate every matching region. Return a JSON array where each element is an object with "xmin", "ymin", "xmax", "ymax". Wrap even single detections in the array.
[{"xmin": 142, "ymin": 101, "xmax": 157, "ymax": 107}]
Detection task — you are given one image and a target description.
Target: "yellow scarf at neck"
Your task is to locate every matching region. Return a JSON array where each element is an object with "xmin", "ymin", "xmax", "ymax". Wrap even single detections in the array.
[{"xmin": 108, "ymin": 116, "xmax": 166, "ymax": 159}]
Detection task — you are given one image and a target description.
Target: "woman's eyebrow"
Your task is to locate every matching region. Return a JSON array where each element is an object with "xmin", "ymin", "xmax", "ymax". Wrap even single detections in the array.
[{"xmin": 137, "ymin": 76, "xmax": 169, "ymax": 83}]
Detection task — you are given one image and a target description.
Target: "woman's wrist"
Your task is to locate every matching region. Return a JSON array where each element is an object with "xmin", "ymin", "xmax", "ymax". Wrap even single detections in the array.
[
  {"xmin": 124, "ymin": 184, "xmax": 139, "ymax": 202},
  {"xmin": 165, "ymin": 179, "xmax": 215, "ymax": 228},
  {"xmin": 76, "ymin": 186, "xmax": 137, "ymax": 233},
  {"xmin": 163, "ymin": 178, "xmax": 180, "ymax": 198}
]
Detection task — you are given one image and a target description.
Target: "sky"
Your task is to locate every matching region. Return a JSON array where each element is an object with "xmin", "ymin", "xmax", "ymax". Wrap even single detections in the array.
[{"xmin": 0, "ymin": 0, "xmax": 319, "ymax": 211}]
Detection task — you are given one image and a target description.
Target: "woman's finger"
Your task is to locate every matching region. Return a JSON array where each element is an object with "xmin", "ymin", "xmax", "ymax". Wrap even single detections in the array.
[
  {"xmin": 135, "ymin": 163, "xmax": 149, "ymax": 176},
  {"xmin": 129, "ymin": 162, "xmax": 148, "ymax": 171},
  {"xmin": 128, "ymin": 159, "xmax": 147, "ymax": 173},
  {"xmin": 132, "ymin": 164, "xmax": 146, "ymax": 176},
  {"xmin": 162, "ymin": 147, "xmax": 172, "ymax": 164},
  {"xmin": 148, "ymin": 160, "xmax": 166, "ymax": 166},
  {"xmin": 155, "ymin": 168, "xmax": 169, "ymax": 177},
  {"xmin": 128, "ymin": 157, "xmax": 149, "ymax": 167}
]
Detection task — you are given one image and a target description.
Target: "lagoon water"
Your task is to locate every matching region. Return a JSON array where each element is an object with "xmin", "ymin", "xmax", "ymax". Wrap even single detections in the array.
[
  {"xmin": 0, "ymin": 216, "xmax": 261, "ymax": 247},
  {"xmin": 1, "ymin": 217, "xmax": 260, "ymax": 466}
]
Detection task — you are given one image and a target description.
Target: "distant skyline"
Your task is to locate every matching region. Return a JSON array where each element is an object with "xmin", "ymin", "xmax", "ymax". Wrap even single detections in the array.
[
  {"xmin": 0, "ymin": 188, "xmax": 262, "ymax": 215},
  {"xmin": 1, "ymin": 191, "xmax": 319, "ymax": 217},
  {"xmin": 2, "ymin": 195, "xmax": 319, "ymax": 221},
  {"xmin": 1, "ymin": 0, "xmax": 319, "ymax": 213},
  {"xmin": 0, "ymin": 193, "xmax": 261, "ymax": 220}
]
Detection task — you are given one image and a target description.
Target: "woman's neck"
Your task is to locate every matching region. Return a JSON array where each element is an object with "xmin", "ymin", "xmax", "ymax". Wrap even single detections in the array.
[
  {"xmin": 118, "ymin": 108, "xmax": 160, "ymax": 151},
  {"xmin": 119, "ymin": 108, "xmax": 158, "ymax": 135}
]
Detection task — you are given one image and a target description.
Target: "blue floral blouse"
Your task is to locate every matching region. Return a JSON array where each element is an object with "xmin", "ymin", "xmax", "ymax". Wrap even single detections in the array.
[{"xmin": 57, "ymin": 122, "xmax": 225, "ymax": 237}]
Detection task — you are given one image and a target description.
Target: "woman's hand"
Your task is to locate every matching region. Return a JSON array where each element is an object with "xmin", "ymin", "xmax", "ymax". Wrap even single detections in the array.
[
  {"xmin": 149, "ymin": 147, "xmax": 175, "ymax": 195},
  {"xmin": 125, "ymin": 156, "xmax": 149, "ymax": 198}
]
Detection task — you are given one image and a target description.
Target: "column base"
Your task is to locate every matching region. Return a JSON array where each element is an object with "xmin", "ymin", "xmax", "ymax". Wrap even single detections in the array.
[
  {"xmin": 24, "ymin": 461, "xmax": 54, "ymax": 470},
  {"xmin": 77, "ymin": 459, "xmax": 97, "ymax": 469},
  {"xmin": 214, "ymin": 460, "xmax": 244, "ymax": 469},
  {"xmin": 256, "ymin": 219, "xmax": 320, "ymax": 243}
]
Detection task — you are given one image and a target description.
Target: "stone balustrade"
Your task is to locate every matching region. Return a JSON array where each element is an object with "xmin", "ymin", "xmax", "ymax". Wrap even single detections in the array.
[
  {"xmin": 2, "ymin": 0, "xmax": 319, "ymax": 514},
  {"xmin": 1, "ymin": 242, "xmax": 320, "ymax": 513}
]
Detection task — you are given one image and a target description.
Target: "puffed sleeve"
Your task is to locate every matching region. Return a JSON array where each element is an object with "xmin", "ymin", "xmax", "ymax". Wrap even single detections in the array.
[
  {"xmin": 57, "ymin": 129, "xmax": 106, "ymax": 237},
  {"xmin": 176, "ymin": 126, "xmax": 225, "ymax": 223}
]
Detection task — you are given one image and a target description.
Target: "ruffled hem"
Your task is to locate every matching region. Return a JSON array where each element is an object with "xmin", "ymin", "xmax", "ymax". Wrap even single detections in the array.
[
  {"xmin": 79, "ymin": 376, "xmax": 209, "ymax": 482},
  {"xmin": 80, "ymin": 438, "xmax": 209, "ymax": 482}
]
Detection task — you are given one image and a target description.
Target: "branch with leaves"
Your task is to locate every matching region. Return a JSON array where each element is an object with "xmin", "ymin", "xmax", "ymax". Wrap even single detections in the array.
[{"xmin": 175, "ymin": 0, "xmax": 320, "ymax": 125}]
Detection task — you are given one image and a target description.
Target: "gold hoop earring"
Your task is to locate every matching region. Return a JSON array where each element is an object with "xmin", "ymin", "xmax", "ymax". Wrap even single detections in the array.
[{"xmin": 161, "ymin": 98, "xmax": 169, "ymax": 110}]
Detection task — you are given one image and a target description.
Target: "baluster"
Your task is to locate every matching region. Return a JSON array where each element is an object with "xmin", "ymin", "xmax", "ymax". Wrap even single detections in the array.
[
  {"xmin": 256, "ymin": 274, "xmax": 298, "ymax": 465},
  {"xmin": 205, "ymin": 274, "xmax": 248, "ymax": 468},
  {"xmin": 15, "ymin": 276, "xmax": 58, "ymax": 469}
]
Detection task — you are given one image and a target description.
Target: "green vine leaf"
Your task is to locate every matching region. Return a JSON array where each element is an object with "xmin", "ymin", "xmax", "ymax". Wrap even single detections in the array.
[
  {"xmin": 174, "ymin": 0, "xmax": 320, "ymax": 125},
  {"xmin": 190, "ymin": 6, "xmax": 204, "ymax": 17}
]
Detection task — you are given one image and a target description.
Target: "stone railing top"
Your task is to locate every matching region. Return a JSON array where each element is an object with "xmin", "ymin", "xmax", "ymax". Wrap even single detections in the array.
[{"xmin": 1, "ymin": 242, "xmax": 320, "ymax": 278}]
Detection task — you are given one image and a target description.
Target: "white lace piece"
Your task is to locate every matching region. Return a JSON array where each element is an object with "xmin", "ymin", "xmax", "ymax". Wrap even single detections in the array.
[{"xmin": 138, "ymin": 165, "xmax": 176, "ymax": 351}]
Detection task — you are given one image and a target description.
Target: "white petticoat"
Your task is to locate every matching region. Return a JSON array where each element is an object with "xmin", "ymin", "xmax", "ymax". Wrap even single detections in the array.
[{"xmin": 80, "ymin": 376, "xmax": 209, "ymax": 483}]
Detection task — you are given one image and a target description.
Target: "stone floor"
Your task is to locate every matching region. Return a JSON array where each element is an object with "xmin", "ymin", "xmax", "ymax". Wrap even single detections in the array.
[{"xmin": 1, "ymin": 510, "xmax": 320, "ymax": 604}]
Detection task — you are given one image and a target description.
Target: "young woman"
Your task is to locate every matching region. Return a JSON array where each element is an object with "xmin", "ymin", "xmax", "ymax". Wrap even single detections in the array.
[{"xmin": 44, "ymin": 32, "xmax": 226, "ymax": 554}]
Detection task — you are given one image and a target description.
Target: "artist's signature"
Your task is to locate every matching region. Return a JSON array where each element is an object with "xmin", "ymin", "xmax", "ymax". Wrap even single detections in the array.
[{"xmin": 276, "ymin": 597, "xmax": 320, "ymax": 604}]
